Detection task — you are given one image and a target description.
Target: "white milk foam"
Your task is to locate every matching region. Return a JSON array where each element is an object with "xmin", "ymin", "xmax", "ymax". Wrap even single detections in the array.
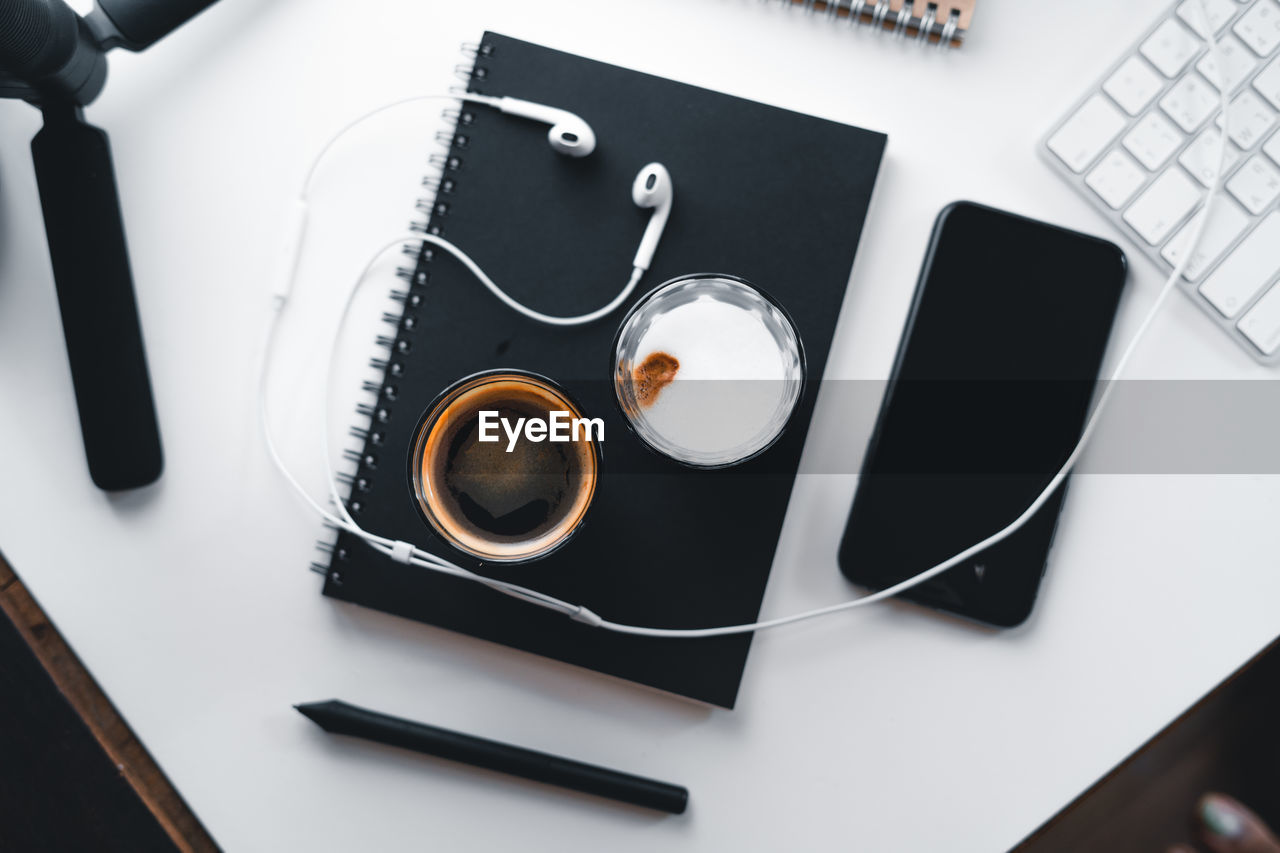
[{"xmin": 634, "ymin": 295, "xmax": 789, "ymax": 456}]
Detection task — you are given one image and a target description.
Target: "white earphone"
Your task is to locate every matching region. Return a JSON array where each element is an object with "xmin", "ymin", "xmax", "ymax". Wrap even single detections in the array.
[
  {"xmin": 490, "ymin": 95, "xmax": 597, "ymax": 157},
  {"xmin": 631, "ymin": 163, "xmax": 673, "ymax": 272},
  {"xmin": 267, "ymin": 11, "xmax": 1230, "ymax": 640}
]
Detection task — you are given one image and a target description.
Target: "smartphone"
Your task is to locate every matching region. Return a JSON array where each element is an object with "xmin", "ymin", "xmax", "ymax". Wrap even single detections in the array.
[{"xmin": 838, "ymin": 201, "xmax": 1126, "ymax": 627}]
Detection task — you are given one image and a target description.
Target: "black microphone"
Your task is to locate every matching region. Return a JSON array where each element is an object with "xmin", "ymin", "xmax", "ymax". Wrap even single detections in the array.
[{"xmin": 0, "ymin": 0, "xmax": 107, "ymax": 105}]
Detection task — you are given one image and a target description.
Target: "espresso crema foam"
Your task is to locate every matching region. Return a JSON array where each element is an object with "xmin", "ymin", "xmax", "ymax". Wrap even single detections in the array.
[
  {"xmin": 413, "ymin": 376, "xmax": 597, "ymax": 562},
  {"xmin": 630, "ymin": 295, "xmax": 790, "ymax": 457}
]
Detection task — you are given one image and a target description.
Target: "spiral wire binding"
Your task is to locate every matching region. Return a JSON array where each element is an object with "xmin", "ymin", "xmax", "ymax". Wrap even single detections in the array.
[
  {"xmin": 313, "ymin": 40, "xmax": 488, "ymax": 583},
  {"xmin": 773, "ymin": 0, "xmax": 965, "ymax": 46}
]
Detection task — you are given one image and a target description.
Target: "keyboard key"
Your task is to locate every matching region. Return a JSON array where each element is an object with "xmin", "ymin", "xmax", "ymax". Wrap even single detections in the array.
[
  {"xmin": 1048, "ymin": 94, "xmax": 1127, "ymax": 172},
  {"xmin": 1123, "ymin": 168, "xmax": 1202, "ymax": 245},
  {"xmin": 1264, "ymin": 128, "xmax": 1280, "ymax": 164},
  {"xmin": 1162, "ymin": 195, "xmax": 1250, "ymax": 279},
  {"xmin": 1238, "ymin": 280, "xmax": 1280, "ymax": 355},
  {"xmin": 1253, "ymin": 56, "xmax": 1280, "ymax": 108},
  {"xmin": 1179, "ymin": 127, "xmax": 1244, "ymax": 183},
  {"xmin": 1104, "ymin": 56, "xmax": 1166, "ymax": 115},
  {"xmin": 1124, "ymin": 111, "xmax": 1186, "ymax": 168},
  {"xmin": 1142, "ymin": 19, "xmax": 1203, "ymax": 77},
  {"xmin": 1233, "ymin": 0, "xmax": 1280, "ymax": 57},
  {"xmin": 1197, "ymin": 34, "xmax": 1260, "ymax": 90},
  {"xmin": 1086, "ymin": 150, "xmax": 1149, "ymax": 208},
  {"xmin": 1161, "ymin": 73, "xmax": 1221, "ymax": 131},
  {"xmin": 1218, "ymin": 89, "xmax": 1278, "ymax": 147},
  {"xmin": 1200, "ymin": 211, "xmax": 1280, "ymax": 317},
  {"xmin": 1226, "ymin": 153, "xmax": 1280, "ymax": 211},
  {"xmin": 1178, "ymin": 0, "xmax": 1237, "ymax": 37}
]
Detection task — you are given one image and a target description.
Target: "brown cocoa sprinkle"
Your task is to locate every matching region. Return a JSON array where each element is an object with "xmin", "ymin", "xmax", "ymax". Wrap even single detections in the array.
[{"xmin": 633, "ymin": 352, "xmax": 679, "ymax": 408}]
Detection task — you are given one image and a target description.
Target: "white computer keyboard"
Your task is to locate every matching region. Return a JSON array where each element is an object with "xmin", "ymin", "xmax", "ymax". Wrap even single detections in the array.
[{"xmin": 1042, "ymin": 0, "xmax": 1280, "ymax": 364}]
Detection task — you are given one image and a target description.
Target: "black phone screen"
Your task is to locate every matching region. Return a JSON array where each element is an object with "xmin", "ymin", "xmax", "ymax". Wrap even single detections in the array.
[{"xmin": 838, "ymin": 202, "xmax": 1127, "ymax": 627}]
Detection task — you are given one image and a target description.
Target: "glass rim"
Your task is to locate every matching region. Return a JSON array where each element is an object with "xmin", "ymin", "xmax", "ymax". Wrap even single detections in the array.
[
  {"xmin": 610, "ymin": 273, "xmax": 807, "ymax": 470},
  {"xmin": 407, "ymin": 368, "xmax": 601, "ymax": 564}
]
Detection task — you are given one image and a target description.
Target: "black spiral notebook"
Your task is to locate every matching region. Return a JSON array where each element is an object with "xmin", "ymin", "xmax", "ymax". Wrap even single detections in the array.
[{"xmin": 319, "ymin": 32, "xmax": 885, "ymax": 708}]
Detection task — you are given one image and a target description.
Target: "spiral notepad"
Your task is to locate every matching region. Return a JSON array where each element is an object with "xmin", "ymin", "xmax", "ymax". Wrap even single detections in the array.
[
  {"xmin": 314, "ymin": 32, "xmax": 885, "ymax": 707},
  {"xmin": 774, "ymin": 0, "xmax": 976, "ymax": 46}
]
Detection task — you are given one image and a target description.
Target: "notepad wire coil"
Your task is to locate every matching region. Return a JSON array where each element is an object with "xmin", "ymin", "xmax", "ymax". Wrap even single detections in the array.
[
  {"xmin": 313, "ymin": 40, "xmax": 490, "ymax": 582},
  {"xmin": 774, "ymin": 0, "xmax": 964, "ymax": 46}
]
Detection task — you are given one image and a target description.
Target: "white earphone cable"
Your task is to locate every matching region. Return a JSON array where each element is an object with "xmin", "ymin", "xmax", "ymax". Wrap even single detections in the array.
[
  {"xmin": 296, "ymin": 93, "xmax": 646, "ymax": 328},
  {"xmin": 420, "ymin": 235, "xmax": 647, "ymax": 327},
  {"xmin": 264, "ymin": 6, "xmax": 1228, "ymax": 638},
  {"xmin": 300, "ymin": 94, "xmax": 499, "ymax": 200}
]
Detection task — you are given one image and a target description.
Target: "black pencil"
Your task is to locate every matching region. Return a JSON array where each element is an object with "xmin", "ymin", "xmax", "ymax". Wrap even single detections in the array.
[{"xmin": 294, "ymin": 700, "xmax": 689, "ymax": 814}]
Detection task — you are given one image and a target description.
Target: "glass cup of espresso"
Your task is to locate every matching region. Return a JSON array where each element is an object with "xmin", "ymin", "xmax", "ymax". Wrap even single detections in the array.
[
  {"xmin": 408, "ymin": 370, "xmax": 600, "ymax": 563},
  {"xmin": 612, "ymin": 274, "xmax": 806, "ymax": 469}
]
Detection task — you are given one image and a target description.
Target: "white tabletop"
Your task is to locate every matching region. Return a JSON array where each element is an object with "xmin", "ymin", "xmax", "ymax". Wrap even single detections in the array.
[{"xmin": 2, "ymin": 0, "xmax": 1277, "ymax": 850}]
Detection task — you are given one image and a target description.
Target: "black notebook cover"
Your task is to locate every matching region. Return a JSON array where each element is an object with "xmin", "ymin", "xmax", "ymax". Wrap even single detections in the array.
[{"xmin": 322, "ymin": 32, "xmax": 885, "ymax": 708}]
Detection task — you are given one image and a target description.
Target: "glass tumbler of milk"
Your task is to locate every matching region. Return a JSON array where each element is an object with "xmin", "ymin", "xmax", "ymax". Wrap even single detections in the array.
[{"xmin": 611, "ymin": 274, "xmax": 806, "ymax": 468}]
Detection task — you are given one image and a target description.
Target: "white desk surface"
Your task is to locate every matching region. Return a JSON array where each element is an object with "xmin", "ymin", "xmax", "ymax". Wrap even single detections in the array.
[{"xmin": 2, "ymin": 0, "xmax": 1277, "ymax": 850}]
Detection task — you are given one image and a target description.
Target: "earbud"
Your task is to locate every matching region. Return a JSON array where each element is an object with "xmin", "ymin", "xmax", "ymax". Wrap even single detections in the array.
[
  {"xmin": 495, "ymin": 97, "xmax": 597, "ymax": 157},
  {"xmin": 630, "ymin": 163, "xmax": 673, "ymax": 271}
]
